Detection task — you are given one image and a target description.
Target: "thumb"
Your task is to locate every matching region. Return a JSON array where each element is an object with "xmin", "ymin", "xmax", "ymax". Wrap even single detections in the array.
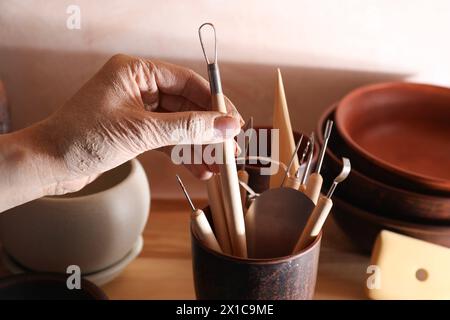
[{"xmin": 148, "ymin": 111, "xmax": 241, "ymax": 147}]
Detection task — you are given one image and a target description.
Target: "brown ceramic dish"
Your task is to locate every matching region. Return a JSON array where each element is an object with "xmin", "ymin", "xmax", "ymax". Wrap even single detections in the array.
[
  {"xmin": 318, "ymin": 104, "xmax": 450, "ymax": 222},
  {"xmin": 191, "ymin": 207, "xmax": 321, "ymax": 300},
  {"xmin": 332, "ymin": 196, "xmax": 450, "ymax": 254},
  {"xmin": 335, "ymin": 82, "xmax": 450, "ymax": 193}
]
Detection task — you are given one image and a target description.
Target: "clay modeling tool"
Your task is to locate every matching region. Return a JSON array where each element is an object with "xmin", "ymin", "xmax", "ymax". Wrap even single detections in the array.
[
  {"xmin": 245, "ymin": 187, "xmax": 315, "ymax": 258},
  {"xmin": 283, "ymin": 168, "xmax": 302, "ymax": 190},
  {"xmin": 281, "ymin": 135, "xmax": 303, "ymax": 187},
  {"xmin": 176, "ymin": 175, "xmax": 222, "ymax": 253},
  {"xmin": 305, "ymin": 120, "xmax": 333, "ymax": 204},
  {"xmin": 293, "ymin": 157, "xmax": 350, "ymax": 253},
  {"xmin": 299, "ymin": 133, "xmax": 315, "ymax": 193},
  {"xmin": 367, "ymin": 230, "xmax": 450, "ymax": 299},
  {"xmin": 199, "ymin": 23, "xmax": 247, "ymax": 257},
  {"xmin": 206, "ymin": 175, "xmax": 232, "ymax": 254},
  {"xmin": 238, "ymin": 117, "xmax": 253, "ymax": 209},
  {"xmin": 294, "ymin": 140, "xmax": 311, "ymax": 181},
  {"xmin": 238, "ymin": 180, "xmax": 260, "ymax": 210},
  {"xmin": 269, "ymin": 68, "xmax": 299, "ymax": 188}
]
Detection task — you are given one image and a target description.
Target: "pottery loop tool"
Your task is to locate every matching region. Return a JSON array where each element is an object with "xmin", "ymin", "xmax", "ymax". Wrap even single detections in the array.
[
  {"xmin": 176, "ymin": 175, "xmax": 222, "ymax": 253},
  {"xmin": 299, "ymin": 133, "xmax": 315, "ymax": 193},
  {"xmin": 199, "ymin": 23, "xmax": 247, "ymax": 257},
  {"xmin": 304, "ymin": 120, "xmax": 333, "ymax": 204},
  {"xmin": 281, "ymin": 134, "xmax": 303, "ymax": 187},
  {"xmin": 293, "ymin": 157, "xmax": 351, "ymax": 253},
  {"xmin": 238, "ymin": 117, "xmax": 254, "ymax": 209}
]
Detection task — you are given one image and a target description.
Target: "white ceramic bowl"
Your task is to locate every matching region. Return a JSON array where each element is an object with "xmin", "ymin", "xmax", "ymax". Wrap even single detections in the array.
[{"xmin": 0, "ymin": 159, "xmax": 150, "ymax": 274}]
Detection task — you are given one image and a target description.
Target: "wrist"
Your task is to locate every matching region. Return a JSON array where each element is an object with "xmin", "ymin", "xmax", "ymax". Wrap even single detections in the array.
[
  {"xmin": 22, "ymin": 120, "xmax": 67, "ymax": 196},
  {"xmin": 0, "ymin": 121, "xmax": 63, "ymax": 210}
]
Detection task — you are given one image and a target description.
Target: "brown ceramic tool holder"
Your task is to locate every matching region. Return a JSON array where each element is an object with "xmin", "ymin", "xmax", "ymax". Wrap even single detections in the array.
[
  {"xmin": 191, "ymin": 207, "xmax": 321, "ymax": 300},
  {"xmin": 241, "ymin": 127, "xmax": 316, "ymax": 194}
]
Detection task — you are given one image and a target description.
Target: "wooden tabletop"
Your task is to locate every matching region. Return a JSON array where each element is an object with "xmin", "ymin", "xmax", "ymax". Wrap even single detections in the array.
[{"xmin": 0, "ymin": 200, "xmax": 371, "ymax": 299}]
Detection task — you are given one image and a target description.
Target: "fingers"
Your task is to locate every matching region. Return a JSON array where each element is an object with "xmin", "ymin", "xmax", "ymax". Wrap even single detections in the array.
[
  {"xmin": 223, "ymin": 95, "xmax": 244, "ymax": 126},
  {"xmin": 158, "ymin": 94, "xmax": 208, "ymax": 113},
  {"xmin": 146, "ymin": 59, "xmax": 212, "ymax": 109},
  {"xmin": 145, "ymin": 110, "xmax": 241, "ymax": 148},
  {"xmin": 144, "ymin": 59, "xmax": 244, "ymax": 124}
]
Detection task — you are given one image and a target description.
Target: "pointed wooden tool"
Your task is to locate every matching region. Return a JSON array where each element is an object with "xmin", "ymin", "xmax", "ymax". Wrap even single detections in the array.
[
  {"xmin": 270, "ymin": 68, "xmax": 299, "ymax": 188},
  {"xmin": 206, "ymin": 174, "xmax": 232, "ymax": 254}
]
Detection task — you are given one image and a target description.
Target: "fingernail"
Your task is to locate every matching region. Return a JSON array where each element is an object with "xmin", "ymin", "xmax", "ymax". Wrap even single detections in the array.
[
  {"xmin": 230, "ymin": 110, "xmax": 245, "ymax": 126},
  {"xmin": 214, "ymin": 116, "xmax": 241, "ymax": 139}
]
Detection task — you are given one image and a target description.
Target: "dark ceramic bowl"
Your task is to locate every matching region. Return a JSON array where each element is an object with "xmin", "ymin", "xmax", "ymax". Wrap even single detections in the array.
[
  {"xmin": 0, "ymin": 273, "xmax": 108, "ymax": 300},
  {"xmin": 332, "ymin": 197, "xmax": 450, "ymax": 254},
  {"xmin": 335, "ymin": 82, "xmax": 450, "ymax": 193},
  {"xmin": 191, "ymin": 207, "xmax": 321, "ymax": 300},
  {"xmin": 318, "ymin": 104, "xmax": 450, "ymax": 223}
]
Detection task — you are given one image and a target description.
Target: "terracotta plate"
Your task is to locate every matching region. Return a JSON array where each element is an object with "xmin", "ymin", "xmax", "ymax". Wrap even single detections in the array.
[{"xmin": 336, "ymin": 82, "xmax": 450, "ymax": 192}]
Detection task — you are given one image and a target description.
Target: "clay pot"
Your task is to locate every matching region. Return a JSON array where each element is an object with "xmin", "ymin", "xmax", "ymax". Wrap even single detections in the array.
[
  {"xmin": 0, "ymin": 159, "xmax": 150, "ymax": 273},
  {"xmin": 335, "ymin": 82, "xmax": 450, "ymax": 193},
  {"xmin": 332, "ymin": 197, "xmax": 450, "ymax": 254},
  {"xmin": 318, "ymin": 104, "xmax": 450, "ymax": 223}
]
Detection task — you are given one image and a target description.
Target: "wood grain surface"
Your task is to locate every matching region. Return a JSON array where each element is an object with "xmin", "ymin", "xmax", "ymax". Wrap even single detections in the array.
[{"xmin": 0, "ymin": 199, "xmax": 370, "ymax": 300}]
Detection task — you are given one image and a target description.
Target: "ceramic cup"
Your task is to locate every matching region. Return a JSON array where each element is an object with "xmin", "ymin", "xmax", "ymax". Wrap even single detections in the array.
[
  {"xmin": 0, "ymin": 158, "xmax": 150, "ymax": 274},
  {"xmin": 191, "ymin": 207, "xmax": 321, "ymax": 300}
]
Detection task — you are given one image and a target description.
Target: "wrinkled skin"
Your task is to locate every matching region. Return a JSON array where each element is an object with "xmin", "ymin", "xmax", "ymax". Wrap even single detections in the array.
[{"xmin": 0, "ymin": 54, "xmax": 242, "ymax": 211}]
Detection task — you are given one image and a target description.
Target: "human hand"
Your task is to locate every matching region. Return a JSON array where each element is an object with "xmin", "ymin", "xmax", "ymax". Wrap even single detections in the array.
[{"xmin": 32, "ymin": 54, "xmax": 242, "ymax": 195}]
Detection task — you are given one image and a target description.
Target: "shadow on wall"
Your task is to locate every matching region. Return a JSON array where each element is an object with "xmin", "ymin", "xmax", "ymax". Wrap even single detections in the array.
[{"xmin": 0, "ymin": 48, "xmax": 408, "ymax": 199}]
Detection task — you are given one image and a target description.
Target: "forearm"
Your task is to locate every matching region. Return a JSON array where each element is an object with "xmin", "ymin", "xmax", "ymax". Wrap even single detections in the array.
[{"xmin": 0, "ymin": 123, "xmax": 58, "ymax": 212}]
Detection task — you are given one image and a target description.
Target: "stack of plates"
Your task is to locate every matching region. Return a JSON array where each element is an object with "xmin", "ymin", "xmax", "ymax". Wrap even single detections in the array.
[{"xmin": 318, "ymin": 82, "xmax": 450, "ymax": 253}]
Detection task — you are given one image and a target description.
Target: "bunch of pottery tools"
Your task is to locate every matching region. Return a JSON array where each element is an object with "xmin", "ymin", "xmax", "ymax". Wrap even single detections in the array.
[{"xmin": 177, "ymin": 23, "xmax": 351, "ymax": 260}]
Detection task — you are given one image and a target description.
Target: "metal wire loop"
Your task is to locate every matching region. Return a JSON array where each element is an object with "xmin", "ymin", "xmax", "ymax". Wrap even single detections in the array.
[{"xmin": 198, "ymin": 22, "xmax": 218, "ymax": 64}]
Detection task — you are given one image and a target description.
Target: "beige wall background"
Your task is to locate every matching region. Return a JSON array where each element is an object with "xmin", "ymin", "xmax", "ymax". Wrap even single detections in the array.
[{"xmin": 1, "ymin": 0, "xmax": 449, "ymax": 199}]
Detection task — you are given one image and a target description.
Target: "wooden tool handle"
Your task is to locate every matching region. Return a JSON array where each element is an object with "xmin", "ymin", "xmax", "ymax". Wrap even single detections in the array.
[
  {"xmin": 212, "ymin": 93, "xmax": 247, "ymax": 258},
  {"xmin": 192, "ymin": 209, "xmax": 222, "ymax": 253},
  {"xmin": 304, "ymin": 173, "xmax": 323, "ymax": 205},
  {"xmin": 237, "ymin": 169, "xmax": 249, "ymax": 209},
  {"xmin": 292, "ymin": 195, "xmax": 333, "ymax": 253},
  {"xmin": 298, "ymin": 184, "xmax": 306, "ymax": 193},
  {"xmin": 283, "ymin": 176, "xmax": 301, "ymax": 190},
  {"xmin": 206, "ymin": 174, "xmax": 232, "ymax": 254}
]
